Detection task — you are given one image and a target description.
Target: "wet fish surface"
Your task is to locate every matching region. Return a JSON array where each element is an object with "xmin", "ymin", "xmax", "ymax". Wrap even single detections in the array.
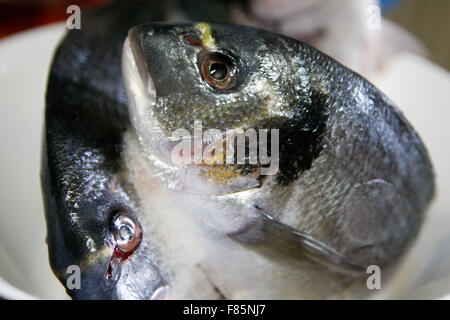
[{"xmin": 42, "ymin": 0, "xmax": 434, "ymax": 299}]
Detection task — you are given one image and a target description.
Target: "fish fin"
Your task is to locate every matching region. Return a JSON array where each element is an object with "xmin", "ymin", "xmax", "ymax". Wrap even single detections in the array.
[{"xmin": 230, "ymin": 205, "xmax": 366, "ymax": 276}]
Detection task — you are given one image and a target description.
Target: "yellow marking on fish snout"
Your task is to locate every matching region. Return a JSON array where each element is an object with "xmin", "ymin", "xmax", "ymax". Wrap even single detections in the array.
[
  {"xmin": 203, "ymin": 165, "xmax": 243, "ymax": 185},
  {"xmin": 79, "ymin": 246, "xmax": 113, "ymax": 270},
  {"xmin": 196, "ymin": 22, "xmax": 216, "ymax": 50}
]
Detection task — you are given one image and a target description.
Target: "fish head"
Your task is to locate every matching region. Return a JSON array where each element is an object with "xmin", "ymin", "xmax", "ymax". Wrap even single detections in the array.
[
  {"xmin": 42, "ymin": 152, "xmax": 168, "ymax": 299},
  {"xmin": 122, "ymin": 22, "xmax": 319, "ymax": 192}
]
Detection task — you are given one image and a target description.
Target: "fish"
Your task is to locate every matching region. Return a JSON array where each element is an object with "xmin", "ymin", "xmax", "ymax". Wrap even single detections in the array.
[{"xmin": 42, "ymin": 0, "xmax": 434, "ymax": 299}]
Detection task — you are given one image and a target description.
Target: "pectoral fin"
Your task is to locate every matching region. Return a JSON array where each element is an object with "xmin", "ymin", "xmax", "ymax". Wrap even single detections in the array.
[{"xmin": 228, "ymin": 205, "xmax": 366, "ymax": 276}]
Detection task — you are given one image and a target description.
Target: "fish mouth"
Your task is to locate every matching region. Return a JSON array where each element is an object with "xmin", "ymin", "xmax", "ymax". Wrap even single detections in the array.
[
  {"xmin": 122, "ymin": 28, "xmax": 175, "ymax": 166},
  {"xmin": 122, "ymin": 27, "xmax": 263, "ymax": 194}
]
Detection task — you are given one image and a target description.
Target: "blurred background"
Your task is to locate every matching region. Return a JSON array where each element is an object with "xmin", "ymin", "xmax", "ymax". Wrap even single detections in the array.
[
  {"xmin": 0, "ymin": 0, "xmax": 448, "ymax": 71},
  {"xmin": 386, "ymin": 0, "xmax": 449, "ymax": 71}
]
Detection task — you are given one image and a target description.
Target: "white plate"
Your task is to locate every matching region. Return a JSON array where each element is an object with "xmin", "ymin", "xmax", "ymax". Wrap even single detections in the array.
[
  {"xmin": 0, "ymin": 23, "xmax": 67, "ymax": 299},
  {"xmin": 0, "ymin": 23, "xmax": 448, "ymax": 300}
]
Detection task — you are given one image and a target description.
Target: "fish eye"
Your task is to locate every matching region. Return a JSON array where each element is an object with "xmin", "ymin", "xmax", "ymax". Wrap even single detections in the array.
[
  {"xmin": 112, "ymin": 212, "xmax": 142, "ymax": 254},
  {"xmin": 200, "ymin": 52, "xmax": 238, "ymax": 90}
]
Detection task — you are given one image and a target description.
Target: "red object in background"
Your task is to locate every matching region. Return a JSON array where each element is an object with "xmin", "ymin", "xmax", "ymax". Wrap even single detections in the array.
[{"xmin": 0, "ymin": 0, "xmax": 111, "ymax": 39}]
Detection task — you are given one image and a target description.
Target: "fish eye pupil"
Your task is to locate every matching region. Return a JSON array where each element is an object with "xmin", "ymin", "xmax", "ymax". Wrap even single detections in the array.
[
  {"xmin": 209, "ymin": 63, "xmax": 227, "ymax": 81},
  {"xmin": 119, "ymin": 224, "xmax": 133, "ymax": 242},
  {"xmin": 200, "ymin": 52, "xmax": 238, "ymax": 90}
]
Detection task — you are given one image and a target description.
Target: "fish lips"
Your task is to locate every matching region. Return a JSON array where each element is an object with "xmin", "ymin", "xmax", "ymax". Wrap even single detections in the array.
[{"xmin": 122, "ymin": 25, "xmax": 175, "ymax": 165}]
